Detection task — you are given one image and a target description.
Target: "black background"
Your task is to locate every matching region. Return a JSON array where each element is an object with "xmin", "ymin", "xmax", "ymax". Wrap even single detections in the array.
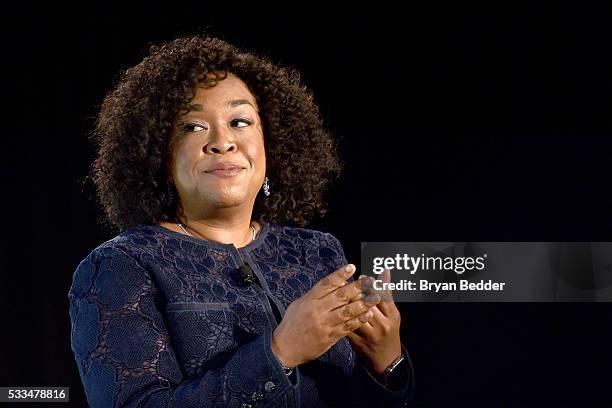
[{"xmin": 1, "ymin": 4, "xmax": 611, "ymax": 407}]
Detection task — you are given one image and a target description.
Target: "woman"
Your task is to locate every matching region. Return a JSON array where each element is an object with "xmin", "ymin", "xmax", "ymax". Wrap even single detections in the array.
[{"xmin": 68, "ymin": 35, "xmax": 414, "ymax": 407}]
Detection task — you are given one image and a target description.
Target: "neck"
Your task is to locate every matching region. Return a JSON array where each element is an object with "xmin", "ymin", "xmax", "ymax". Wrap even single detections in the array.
[{"xmin": 177, "ymin": 213, "xmax": 256, "ymax": 247}]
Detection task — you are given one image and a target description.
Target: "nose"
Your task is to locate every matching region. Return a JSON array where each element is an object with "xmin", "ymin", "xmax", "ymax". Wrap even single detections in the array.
[{"xmin": 203, "ymin": 126, "xmax": 237, "ymax": 155}]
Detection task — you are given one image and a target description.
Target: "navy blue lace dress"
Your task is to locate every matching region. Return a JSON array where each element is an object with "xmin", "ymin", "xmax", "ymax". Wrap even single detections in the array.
[{"xmin": 68, "ymin": 222, "xmax": 414, "ymax": 407}]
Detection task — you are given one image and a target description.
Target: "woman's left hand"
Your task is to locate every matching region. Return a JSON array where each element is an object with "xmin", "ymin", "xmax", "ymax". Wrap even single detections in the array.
[{"xmin": 345, "ymin": 269, "xmax": 403, "ymax": 375}]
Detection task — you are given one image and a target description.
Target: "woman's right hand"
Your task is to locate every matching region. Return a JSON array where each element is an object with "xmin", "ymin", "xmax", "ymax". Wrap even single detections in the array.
[{"xmin": 271, "ymin": 264, "xmax": 380, "ymax": 368}]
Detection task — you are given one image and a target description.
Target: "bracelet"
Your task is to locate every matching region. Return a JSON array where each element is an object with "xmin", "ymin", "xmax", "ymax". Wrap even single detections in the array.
[
  {"xmin": 276, "ymin": 356, "xmax": 294, "ymax": 377},
  {"xmin": 382, "ymin": 352, "xmax": 406, "ymax": 386},
  {"xmin": 385, "ymin": 352, "xmax": 406, "ymax": 375}
]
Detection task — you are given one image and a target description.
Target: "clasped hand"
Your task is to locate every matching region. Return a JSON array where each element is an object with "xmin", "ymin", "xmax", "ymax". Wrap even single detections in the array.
[{"xmin": 272, "ymin": 265, "xmax": 402, "ymax": 375}]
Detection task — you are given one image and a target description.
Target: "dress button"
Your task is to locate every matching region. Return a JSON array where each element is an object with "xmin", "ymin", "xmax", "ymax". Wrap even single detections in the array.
[
  {"xmin": 264, "ymin": 381, "xmax": 276, "ymax": 392},
  {"xmin": 251, "ymin": 391, "xmax": 265, "ymax": 401}
]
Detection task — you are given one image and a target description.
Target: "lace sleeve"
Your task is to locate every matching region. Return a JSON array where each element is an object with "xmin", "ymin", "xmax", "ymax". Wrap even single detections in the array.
[{"xmin": 68, "ymin": 247, "xmax": 298, "ymax": 408}]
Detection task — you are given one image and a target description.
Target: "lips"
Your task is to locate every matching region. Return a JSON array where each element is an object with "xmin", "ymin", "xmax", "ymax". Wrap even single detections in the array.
[
  {"xmin": 205, "ymin": 164, "xmax": 246, "ymax": 172},
  {"xmin": 203, "ymin": 162, "xmax": 247, "ymax": 178}
]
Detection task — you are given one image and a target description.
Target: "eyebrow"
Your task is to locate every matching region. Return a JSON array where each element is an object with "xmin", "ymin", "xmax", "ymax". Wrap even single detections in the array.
[{"xmin": 188, "ymin": 99, "xmax": 257, "ymax": 112}]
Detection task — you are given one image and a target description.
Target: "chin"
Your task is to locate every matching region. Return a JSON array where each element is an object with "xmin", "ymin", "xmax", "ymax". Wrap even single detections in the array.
[
  {"xmin": 195, "ymin": 181, "xmax": 255, "ymax": 209},
  {"xmin": 209, "ymin": 192, "xmax": 251, "ymax": 209}
]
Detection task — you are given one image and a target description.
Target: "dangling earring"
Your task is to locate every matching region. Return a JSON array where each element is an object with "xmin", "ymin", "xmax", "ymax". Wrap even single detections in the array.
[
  {"xmin": 165, "ymin": 181, "xmax": 177, "ymax": 205},
  {"xmin": 262, "ymin": 176, "xmax": 271, "ymax": 197}
]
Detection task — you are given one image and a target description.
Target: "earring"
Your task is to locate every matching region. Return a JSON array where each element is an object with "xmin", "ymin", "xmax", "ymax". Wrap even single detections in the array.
[
  {"xmin": 165, "ymin": 182, "xmax": 175, "ymax": 203},
  {"xmin": 262, "ymin": 176, "xmax": 271, "ymax": 197}
]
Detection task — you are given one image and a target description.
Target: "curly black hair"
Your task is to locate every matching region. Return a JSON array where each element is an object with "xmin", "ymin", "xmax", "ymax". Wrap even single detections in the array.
[{"xmin": 87, "ymin": 35, "xmax": 342, "ymax": 234}]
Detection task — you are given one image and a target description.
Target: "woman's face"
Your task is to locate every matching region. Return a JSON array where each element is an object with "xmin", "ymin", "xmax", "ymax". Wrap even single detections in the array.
[{"xmin": 169, "ymin": 73, "xmax": 266, "ymax": 216}]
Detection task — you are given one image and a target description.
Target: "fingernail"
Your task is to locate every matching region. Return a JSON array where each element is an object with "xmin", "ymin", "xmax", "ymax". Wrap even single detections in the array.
[
  {"xmin": 358, "ymin": 275, "xmax": 367, "ymax": 280},
  {"xmin": 345, "ymin": 264, "xmax": 355, "ymax": 273},
  {"xmin": 365, "ymin": 294, "xmax": 381, "ymax": 304}
]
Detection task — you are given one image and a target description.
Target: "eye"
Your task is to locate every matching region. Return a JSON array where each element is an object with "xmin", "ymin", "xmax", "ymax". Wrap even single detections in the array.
[
  {"xmin": 231, "ymin": 118, "xmax": 252, "ymax": 128},
  {"xmin": 182, "ymin": 123, "xmax": 207, "ymax": 133}
]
